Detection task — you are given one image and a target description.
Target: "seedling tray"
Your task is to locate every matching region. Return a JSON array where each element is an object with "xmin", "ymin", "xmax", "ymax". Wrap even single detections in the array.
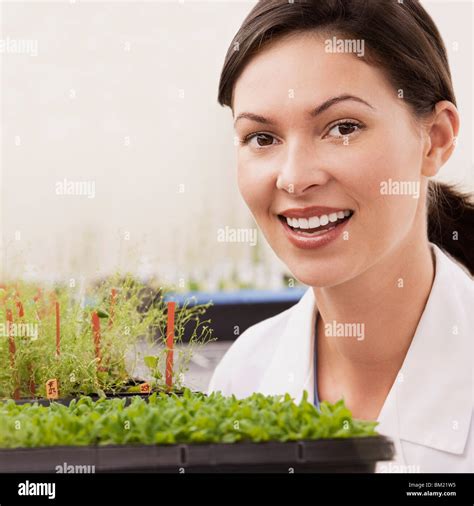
[
  {"xmin": 11, "ymin": 390, "xmax": 187, "ymax": 407},
  {"xmin": 0, "ymin": 435, "xmax": 394, "ymax": 473}
]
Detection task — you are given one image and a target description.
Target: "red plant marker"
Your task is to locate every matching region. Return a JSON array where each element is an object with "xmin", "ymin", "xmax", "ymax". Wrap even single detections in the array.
[
  {"xmin": 92, "ymin": 311, "xmax": 105, "ymax": 372},
  {"xmin": 55, "ymin": 301, "xmax": 60, "ymax": 356},
  {"xmin": 166, "ymin": 301, "xmax": 176, "ymax": 390},
  {"xmin": 6, "ymin": 309, "xmax": 20, "ymax": 399},
  {"xmin": 16, "ymin": 300, "xmax": 24, "ymax": 318},
  {"xmin": 109, "ymin": 288, "xmax": 117, "ymax": 328},
  {"xmin": 16, "ymin": 298, "xmax": 34, "ymax": 395}
]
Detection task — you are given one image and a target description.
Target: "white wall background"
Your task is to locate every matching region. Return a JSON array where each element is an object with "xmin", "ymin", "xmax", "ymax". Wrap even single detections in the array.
[{"xmin": 0, "ymin": 0, "xmax": 472, "ymax": 287}]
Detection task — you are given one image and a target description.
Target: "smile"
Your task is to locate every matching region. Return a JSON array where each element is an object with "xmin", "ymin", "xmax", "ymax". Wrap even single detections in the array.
[{"xmin": 277, "ymin": 208, "xmax": 354, "ymax": 249}]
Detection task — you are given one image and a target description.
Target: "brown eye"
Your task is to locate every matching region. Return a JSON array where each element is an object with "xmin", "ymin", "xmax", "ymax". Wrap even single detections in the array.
[
  {"xmin": 255, "ymin": 134, "xmax": 275, "ymax": 146},
  {"xmin": 244, "ymin": 133, "xmax": 276, "ymax": 148},
  {"xmin": 327, "ymin": 121, "xmax": 362, "ymax": 139},
  {"xmin": 338, "ymin": 124, "xmax": 357, "ymax": 136}
]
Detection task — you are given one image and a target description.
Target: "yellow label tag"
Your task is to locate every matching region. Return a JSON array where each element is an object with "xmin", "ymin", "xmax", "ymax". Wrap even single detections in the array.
[
  {"xmin": 139, "ymin": 382, "xmax": 151, "ymax": 394},
  {"xmin": 46, "ymin": 379, "xmax": 59, "ymax": 399}
]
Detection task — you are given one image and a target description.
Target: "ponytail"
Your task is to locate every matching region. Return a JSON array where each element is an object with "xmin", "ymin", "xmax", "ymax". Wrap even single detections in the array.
[{"xmin": 427, "ymin": 181, "xmax": 474, "ymax": 276}]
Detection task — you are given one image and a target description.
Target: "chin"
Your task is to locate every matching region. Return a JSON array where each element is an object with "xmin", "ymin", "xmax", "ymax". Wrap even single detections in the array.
[
  {"xmin": 279, "ymin": 250, "xmax": 357, "ymax": 288},
  {"xmin": 289, "ymin": 266, "xmax": 345, "ymax": 289}
]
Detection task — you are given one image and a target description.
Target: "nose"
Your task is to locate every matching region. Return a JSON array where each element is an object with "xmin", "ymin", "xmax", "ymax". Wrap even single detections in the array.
[{"xmin": 276, "ymin": 138, "xmax": 331, "ymax": 195}]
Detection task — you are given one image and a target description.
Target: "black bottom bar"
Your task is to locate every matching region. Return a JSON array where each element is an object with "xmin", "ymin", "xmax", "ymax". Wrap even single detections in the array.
[{"xmin": 0, "ymin": 473, "xmax": 472, "ymax": 506}]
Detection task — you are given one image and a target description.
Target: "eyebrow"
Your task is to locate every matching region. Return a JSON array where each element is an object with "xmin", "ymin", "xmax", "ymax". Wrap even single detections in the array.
[{"xmin": 234, "ymin": 94, "xmax": 375, "ymax": 127}]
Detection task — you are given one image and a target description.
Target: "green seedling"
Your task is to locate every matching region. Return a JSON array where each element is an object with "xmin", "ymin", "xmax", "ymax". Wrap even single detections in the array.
[{"xmin": 0, "ymin": 389, "xmax": 379, "ymax": 449}]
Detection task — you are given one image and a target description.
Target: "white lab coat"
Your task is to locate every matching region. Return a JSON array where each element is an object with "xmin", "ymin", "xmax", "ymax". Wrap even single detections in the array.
[{"xmin": 207, "ymin": 243, "xmax": 474, "ymax": 473}]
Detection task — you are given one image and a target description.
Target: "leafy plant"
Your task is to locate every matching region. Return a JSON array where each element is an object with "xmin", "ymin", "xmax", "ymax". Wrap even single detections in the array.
[
  {"xmin": 0, "ymin": 389, "xmax": 378, "ymax": 449},
  {"xmin": 0, "ymin": 276, "xmax": 215, "ymax": 400}
]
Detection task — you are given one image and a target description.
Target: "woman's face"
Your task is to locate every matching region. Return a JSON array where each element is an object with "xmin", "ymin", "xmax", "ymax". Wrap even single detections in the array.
[{"xmin": 233, "ymin": 31, "xmax": 429, "ymax": 288}]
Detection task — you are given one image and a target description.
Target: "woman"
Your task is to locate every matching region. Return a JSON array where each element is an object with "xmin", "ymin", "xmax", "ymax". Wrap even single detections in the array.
[{"xmin": 207, "ymin": 0, "xmax": 474, "ymax": 472}]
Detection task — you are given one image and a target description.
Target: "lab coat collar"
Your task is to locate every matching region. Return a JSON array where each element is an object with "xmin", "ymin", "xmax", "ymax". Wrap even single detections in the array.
[
  {"xmin": 258, "ymin": 243, "xmax": 472, "ymax": 456},
  {"xmin": 378, "ymin": 243, "xmax": 472, "ymax": 455},
  {"xmin": 258, "ymin": 286, "xmax": 316, "ymax": 401}
]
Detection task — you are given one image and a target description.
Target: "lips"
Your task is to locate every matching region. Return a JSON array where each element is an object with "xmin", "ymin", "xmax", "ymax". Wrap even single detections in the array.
[{"xmin": 277, "ymin": 207, "xmax": 354, "ymax": 250}]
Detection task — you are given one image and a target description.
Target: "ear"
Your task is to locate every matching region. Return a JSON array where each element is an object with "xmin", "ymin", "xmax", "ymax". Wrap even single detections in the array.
[{"xmin": 421, "ymin": 101, "xmax": 459, "ymax": 177}]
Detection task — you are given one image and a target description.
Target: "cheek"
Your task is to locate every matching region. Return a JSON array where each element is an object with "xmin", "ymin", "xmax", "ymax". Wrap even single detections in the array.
[
  {"xmin": 322, "ymin": 133, "xmax": 422, "ymax": 251},
  {"xmin": 330, "ymin": 132, "xmax": 419, "ymax": 194},
  {"xmin": 328, "ymin": 125, "xmax": 422, "ymax": 207},
  {"xmin": 237, "ymin": 155, "xmax": 275, "ymax": 215}
]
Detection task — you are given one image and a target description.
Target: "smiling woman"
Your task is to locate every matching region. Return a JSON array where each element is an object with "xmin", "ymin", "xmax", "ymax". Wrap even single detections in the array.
[{"xmin": 208, "ymin": 0, "xmax": 474, "ymax": 474}]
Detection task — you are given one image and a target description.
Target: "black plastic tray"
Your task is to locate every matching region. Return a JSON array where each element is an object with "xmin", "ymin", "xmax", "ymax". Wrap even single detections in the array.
[
  {"xmin": 0, "ymin": 436, "xmax": 394, "ymax": 473},
  {"xmin": 8, "ymin": 389, "xmax": 188, "ymax": 407}
]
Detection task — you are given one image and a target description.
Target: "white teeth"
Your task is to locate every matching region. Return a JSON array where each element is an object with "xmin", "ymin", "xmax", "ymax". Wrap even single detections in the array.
[
  {"xmin": 319, "ymin": 215, "xmax": 329, "ymax": 226},
  {"xmin": 308, "ymin": 216, "xmax": 320, "ymax": 228},
  {"xmin": 283, "ymin": 209, "xmax": 352, "ymax": 230},
  {"xmin": 298, "ymin": 218, "xmax": 309, "ymax": 229}
]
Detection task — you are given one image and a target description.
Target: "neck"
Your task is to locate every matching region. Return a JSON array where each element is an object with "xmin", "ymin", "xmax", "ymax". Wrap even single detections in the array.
[{"xmin": 314, "ymin": 237, "xmax": 435, "ymax": 369}]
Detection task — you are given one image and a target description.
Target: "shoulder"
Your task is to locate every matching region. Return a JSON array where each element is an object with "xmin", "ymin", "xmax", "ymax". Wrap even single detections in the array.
[
  {"xmin": 206, "ymin": 298, "xmax": 301, "ymax": 398},
  {"xmin": 432, "ymin": 243, "xmax": 473, "ymax": 296}
]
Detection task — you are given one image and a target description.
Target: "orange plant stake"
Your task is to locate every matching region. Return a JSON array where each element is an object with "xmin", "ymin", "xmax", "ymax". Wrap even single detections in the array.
[
  {"xmin": 16, "ymin": 300, "xmax": 24, "ymax": 318},
  {"xmin": 15, "ymin": 298, "xmax": 35, "ymax": 396},
  {"xmin": 92, "ymin": 311, "xmax": 105, "ymax": 372},
  {"xmin": 166, "ymin": 301, "xmax": 176, "ymax": 391}
]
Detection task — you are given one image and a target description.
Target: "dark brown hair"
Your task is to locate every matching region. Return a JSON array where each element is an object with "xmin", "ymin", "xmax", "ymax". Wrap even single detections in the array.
[{"xmin": 218, "ymin": 0, "xmax": 474, "ymax": 275}]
